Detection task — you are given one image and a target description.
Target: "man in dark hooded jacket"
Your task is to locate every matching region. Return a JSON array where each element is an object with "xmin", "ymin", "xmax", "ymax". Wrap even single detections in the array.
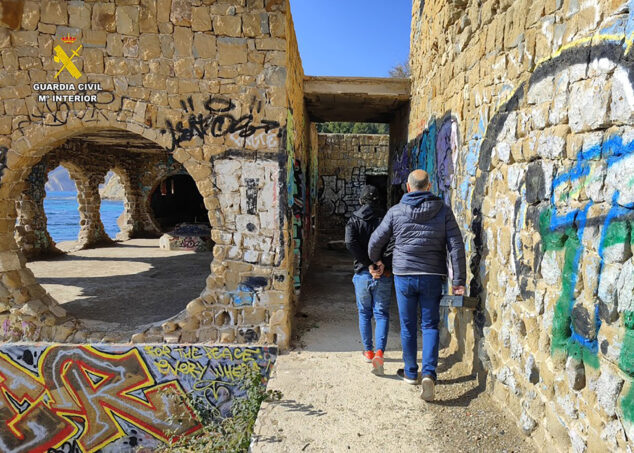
[
  {"xmin": 345, "ymin": 185, "xmax": 393, "ymax": 376},
  {"xmin": 368, "ymin": 169, "xmax": 466, "ymax": 401}
]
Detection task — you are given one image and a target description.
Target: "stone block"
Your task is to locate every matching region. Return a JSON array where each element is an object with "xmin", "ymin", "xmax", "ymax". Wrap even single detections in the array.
[
  {"xmin": 173, "ymin": 26, "xmax": 193, "ymax": 57},
  {"xmin": 565, "ymin": 356, "xmax": 586, "ymax": 390},
  {"xmin": 83, "ymin": 48, "xmax": 104, "ymax": 73},
  {"xmin": 217, "ymin": 37, "xmax": 247, "ymax": 65},
  {"xmin": 213, "ymin": 15, "xmax": 242, "ymax": 37},
  {"xmin": 139, "ymin": 0, "xmax": 158, "ymax": 33},
  {"xmin": 219, "ymin": 328, "xmax": 235, "ymax": 343},
  {"xmin": 170, "ymin": 0, "xmax": 192, "ymax": 26},
  {"xmin": 589, "ymin": 368, "xmax": 624, "ymax": 417},
  {"xmin": 617, "ymin": 259, "xmax": 634, "ymax": 313},
  {"xmin": 41, "ymin": 0, "xmax": 67, "ymax": 25},
  {"xmin": 193, "ymin": 33, "xmax": 216, "ymax": 59},
  {"xmin": 138, "ymin": 34, "xmax": 161, "ymax": 60},
  {"xmin": 92, "ymin": 3, "xmax": 116, "ymax": 32},
  {"xmin": 116, "ymin": 6, "xmax": 140, "ymax": 36},
  {"xmin": 568, "ymin": 77, "xmax": 609, "ymax": 133}
]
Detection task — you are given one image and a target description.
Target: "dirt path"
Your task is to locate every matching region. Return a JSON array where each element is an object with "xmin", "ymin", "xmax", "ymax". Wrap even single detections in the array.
[
  {"xmin": 27, "ymin": 238, "xmax": 212, "ymax": 339},
  {"xmin": 252, "ymin": 248, "xmax": 536, "ymax": 453}
]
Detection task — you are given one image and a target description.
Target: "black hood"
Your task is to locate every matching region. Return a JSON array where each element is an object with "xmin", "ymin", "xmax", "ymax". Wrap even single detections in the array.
[{"xmin": 352, "ymin": 204, "xmax": 383, "ymax": 221}]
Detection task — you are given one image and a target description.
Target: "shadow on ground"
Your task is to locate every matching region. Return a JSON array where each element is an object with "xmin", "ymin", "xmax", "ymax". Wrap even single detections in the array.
[{"xmin": 27, "ymin": 239, "xmax": 212, "ymax": 334}]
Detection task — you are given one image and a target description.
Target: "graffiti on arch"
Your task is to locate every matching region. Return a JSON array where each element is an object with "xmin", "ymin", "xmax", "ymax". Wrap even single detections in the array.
[{"xmin": 0, "ymin": 343, "xmax": 277, "ymax": 452}]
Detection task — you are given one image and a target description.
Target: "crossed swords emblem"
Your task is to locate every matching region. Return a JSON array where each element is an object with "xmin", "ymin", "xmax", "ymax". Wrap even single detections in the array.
[{"xmin": 53, "ymin": 44, "xmax": 83, "ymax": 79}]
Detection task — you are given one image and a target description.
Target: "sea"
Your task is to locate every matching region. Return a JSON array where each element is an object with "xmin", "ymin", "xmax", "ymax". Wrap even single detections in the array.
[{"xmin": 45, "ymin": 191, "xmax": 125, "ymax": 242}]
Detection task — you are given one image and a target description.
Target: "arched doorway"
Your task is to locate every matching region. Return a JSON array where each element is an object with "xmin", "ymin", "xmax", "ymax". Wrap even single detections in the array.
[
  {"xmin": 16, "ymin": 128, "xmax": 214, "ymax": 340},
  {"xmin": 150, "ymin": 174, "xmax": 209, "ymax": 232}
]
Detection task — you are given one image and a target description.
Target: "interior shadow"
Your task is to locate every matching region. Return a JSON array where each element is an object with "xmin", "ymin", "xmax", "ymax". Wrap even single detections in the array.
[{"xmin": 26, "ymin": 240, "xmax": 213, "ymax": 330}]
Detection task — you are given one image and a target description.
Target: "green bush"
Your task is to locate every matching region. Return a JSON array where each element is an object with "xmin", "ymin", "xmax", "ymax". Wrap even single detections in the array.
[{"xmin": 161, "ymin": 367, "xmax": 281, "ymax": 453}]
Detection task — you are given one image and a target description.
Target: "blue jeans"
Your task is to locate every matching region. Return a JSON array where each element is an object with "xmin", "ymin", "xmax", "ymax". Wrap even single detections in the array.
[
  {"xmin": 394, "ymin": 274, "xmax": 444, "ymax": 381},
  {"xmin": 352, "ymin": 270, "xmax": 393, "ymax": 352}
]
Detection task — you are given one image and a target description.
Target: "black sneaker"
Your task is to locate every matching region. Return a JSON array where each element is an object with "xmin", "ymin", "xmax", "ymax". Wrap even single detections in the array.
[{"xmin": 396, "ymin": 368, "xmax": 420, "ymax": 385}]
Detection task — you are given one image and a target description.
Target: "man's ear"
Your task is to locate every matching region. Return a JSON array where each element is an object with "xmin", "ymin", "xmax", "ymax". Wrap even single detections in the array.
[{"xmin": 406, "ymin": 183, "xmax": 411, "ymax": 193}]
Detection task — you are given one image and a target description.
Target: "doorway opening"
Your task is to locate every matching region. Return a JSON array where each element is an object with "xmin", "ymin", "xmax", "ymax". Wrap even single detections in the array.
[{"xmin": 150, "ymin": 174, "xmax": 209, "ymax": 232}]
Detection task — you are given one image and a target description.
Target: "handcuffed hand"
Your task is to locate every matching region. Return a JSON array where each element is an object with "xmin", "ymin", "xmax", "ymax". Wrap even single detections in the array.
[
  {"xmin": 452, "ymin": 285, "xmax": 465, "ymax": 295},
  {"xmin": 370, "ymin": 260, "xmax": 385, "ymax": 279}
]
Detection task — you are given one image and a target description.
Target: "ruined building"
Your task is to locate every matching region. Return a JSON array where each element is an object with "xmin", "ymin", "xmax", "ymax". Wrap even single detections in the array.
[{"xmin": 0, "ymin": 0, "xmax": 632, "ymax": 451}]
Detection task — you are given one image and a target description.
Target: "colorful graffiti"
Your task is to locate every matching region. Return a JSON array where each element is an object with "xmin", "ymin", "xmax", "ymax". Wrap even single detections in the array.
[
  {"xmin": 462, "ymin": 41, "xmax": 634, "ymax": 434},
  {"xmin": 286, "ymin": 111, "xmax": 307, "ymax": 292},
  {"xmin": 406, "ymin": 116, "xmax": 459, "ymax": 204},
  {"xmin": 0, "ymin": 344, "xmax": 276, "ymax": 452},
  {"xmin": 391, "ymin": 145, "xmax": 410, "ymax": 186},
  {"xmin": 539, "ymin": 136, "xmax": 633, "ymax": 366}
]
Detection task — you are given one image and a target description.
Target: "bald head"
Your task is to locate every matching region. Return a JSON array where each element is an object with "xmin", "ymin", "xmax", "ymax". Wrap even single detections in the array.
[{"xmin": 407, "ymin": 169, "xmax": 431, "ymax": 192}]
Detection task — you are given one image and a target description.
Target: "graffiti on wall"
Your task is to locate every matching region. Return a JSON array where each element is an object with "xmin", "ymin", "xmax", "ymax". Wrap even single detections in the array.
[
  {"xmin": 539, "ymin": 137, "xmax": 633, "ymax": 364},
  {"xmin": 285, "ymin": 111, "xmax": 309, "ymax": 292},
  {"xmin": 319, "ymin": 167, "xmax": 368, "ymax": 219},
  {"xmin": 0, "ymin": 344, "xmax": 276, "ymax": 452},
  {"xmin": 0, "ymin": 146, "xmax": 7, "ymax": 185},
  {"xmin": 407, "ymin": 116, "xmax": 459, "ymax": 205},
  {"xmin": 161, "ymin": 96, "xmax": 281, "ymax": 152},
  {"xmin": 16, "ymin": 91, "xmax": 117, "ymax": 134},
  {"xmin": 391, "ymin": 145, "xmax": 410, "ymax": 186},
  {"xmin": 464, "ymin": 42, "xmax": 634, "ymax": 429}
]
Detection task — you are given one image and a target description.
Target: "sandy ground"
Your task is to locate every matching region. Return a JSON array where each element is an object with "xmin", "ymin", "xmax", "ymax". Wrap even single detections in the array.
[
  {"xmin": 27, "ymin": 238, "xmax": 212, "ymax": 339},
  {"xmin": 252, "ymin": 248, "xmax": 536, "ymax": 453}
]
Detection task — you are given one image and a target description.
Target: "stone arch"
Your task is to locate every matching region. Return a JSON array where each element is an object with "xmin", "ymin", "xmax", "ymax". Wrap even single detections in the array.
[{"xmin": 0, "ymin": 118, "xmax": 225, "ymax": 342}]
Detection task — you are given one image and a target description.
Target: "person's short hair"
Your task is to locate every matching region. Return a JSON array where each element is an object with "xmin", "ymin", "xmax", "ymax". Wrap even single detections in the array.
[{"xmin": 408, "ymin": 170, "xmax": 430, "ymax": 190}]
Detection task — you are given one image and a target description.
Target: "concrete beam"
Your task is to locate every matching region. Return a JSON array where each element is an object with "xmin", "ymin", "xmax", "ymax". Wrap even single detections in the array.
[{"xmin": 304, "ymin": 76, "xmax": 410, "ymax": 123}]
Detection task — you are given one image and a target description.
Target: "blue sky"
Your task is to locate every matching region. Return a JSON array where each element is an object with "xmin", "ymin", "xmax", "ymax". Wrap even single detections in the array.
[{"xmin": 289, "ymin": 1, "xmax": 412, "ymax": 77}]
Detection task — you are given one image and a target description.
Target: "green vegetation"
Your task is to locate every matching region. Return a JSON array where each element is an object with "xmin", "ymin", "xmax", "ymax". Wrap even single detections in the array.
[
  {"xmin": 163, "ymin": 367, "xmax": 281, "ymax": 453},
  {"xmin": 316, "ymin": 122, "xmax": 388, "ymax": 134}
]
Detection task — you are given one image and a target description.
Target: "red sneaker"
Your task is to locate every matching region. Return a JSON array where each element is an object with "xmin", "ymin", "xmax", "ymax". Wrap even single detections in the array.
[
  {"xmin": 363, "ymin": 350, "xmax": 374, "ymax": 363},
  {"xmin": 371, "ymin": 350, "xmax": 384, "ymax": 375}
]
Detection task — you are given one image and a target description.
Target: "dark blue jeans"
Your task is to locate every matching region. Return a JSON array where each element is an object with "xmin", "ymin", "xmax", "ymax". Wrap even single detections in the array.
[
  {"xmin": 394, "ymin": 274, "xmax": 443, "ymax": 380},
  {"xmin": 352, "ymin": 270, "xmax": 393, "ymax": 352}
]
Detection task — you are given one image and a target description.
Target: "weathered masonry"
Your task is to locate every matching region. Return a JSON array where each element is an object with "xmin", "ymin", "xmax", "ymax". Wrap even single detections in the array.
[
  {"xmin": 0, "ymin": 0, "xmax": 633, "ymax": 452},
  {"xmin": 0, "ymin": 0, "xmax": 319, "ymax": 349},
  {"xmin": 397, "ymin": 0, "xmax": 634, "ymax": 451},
  {"xmin": 317, "ymin": 133, "xmax": 389, "ymax": 241}
]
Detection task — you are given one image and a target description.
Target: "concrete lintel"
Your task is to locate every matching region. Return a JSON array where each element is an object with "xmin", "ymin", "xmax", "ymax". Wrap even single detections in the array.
[{"xmin": 303, "ymin": 76, "xmax": 410, "ymax": 123}]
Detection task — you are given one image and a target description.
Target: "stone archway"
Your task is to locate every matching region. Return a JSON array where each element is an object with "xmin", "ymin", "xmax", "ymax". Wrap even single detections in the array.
[{"xmin": 1, "ymin": 109, "xmax": 291, "ymax": 347}]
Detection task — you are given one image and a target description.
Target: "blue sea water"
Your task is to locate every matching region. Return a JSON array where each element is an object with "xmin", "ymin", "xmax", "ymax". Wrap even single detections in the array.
[{"xmin": 44, "ymin": 191, "xmax": 125, "ymax": 242}]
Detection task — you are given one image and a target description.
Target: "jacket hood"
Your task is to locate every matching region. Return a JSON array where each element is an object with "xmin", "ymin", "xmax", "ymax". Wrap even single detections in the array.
[
  {"xmin": 400, "ymin": 191, "xmax": 444, "ymax": 220},
  {"xmin": 352, "ymin": 204, "xmax": 383, "ymax": 221}
]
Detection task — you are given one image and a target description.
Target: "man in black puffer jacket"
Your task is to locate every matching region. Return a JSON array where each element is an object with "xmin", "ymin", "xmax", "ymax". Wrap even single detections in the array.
[
  {"xmin": 368, "ymin": 170, "xmax": 466, "ymax": 401},
  {"xmin": 345, "ymin": 185, "xmax": 393, "ymax": 376}
]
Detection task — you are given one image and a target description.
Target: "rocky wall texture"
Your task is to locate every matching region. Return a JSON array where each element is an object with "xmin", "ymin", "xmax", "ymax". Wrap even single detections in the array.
[
  {"xmin": 0, "ymin": 0, "xmax": 302, "ymax": 349},
  {"xmin": 405, "ymin": 0, "xmax": 634, "ymax": 450},
  {"xmin": 317, "ymin": 133, "xmax": 389, "ymax": 240}
]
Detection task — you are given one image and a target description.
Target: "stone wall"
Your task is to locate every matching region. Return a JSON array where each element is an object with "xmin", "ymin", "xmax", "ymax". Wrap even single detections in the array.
[
  {"xmin": 0, "ymin": 342, "xmax": 276, "ymax": 452},
  {"xmin": 0, "ymin": 0, "xmax": 307, "ymax": 349},
  {"xmin": 317, "ymin": 133, "xmax": 389, "ymax": 240},
  {"xmin": 403, "ymin": 0, "xmax": 634, "ymax": 450}
]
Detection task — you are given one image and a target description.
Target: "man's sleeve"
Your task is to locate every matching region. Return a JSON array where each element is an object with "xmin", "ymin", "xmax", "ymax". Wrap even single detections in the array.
[
  {"xmin": 445, "ymin": 207, "xmax": 467, "ymax": 286},
  {"xmin": 368, "ymin": 210, "xmax": 393, "ymax": 263},
  {"xmin": 345, "ymin": 218, "xmax": 371, "ymax": 266}
]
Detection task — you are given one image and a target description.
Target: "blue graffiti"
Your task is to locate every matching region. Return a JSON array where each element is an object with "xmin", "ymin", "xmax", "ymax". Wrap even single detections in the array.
[{"xmin": 547, "ymin": 135, "xmax": 634, "ymax": 353}]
